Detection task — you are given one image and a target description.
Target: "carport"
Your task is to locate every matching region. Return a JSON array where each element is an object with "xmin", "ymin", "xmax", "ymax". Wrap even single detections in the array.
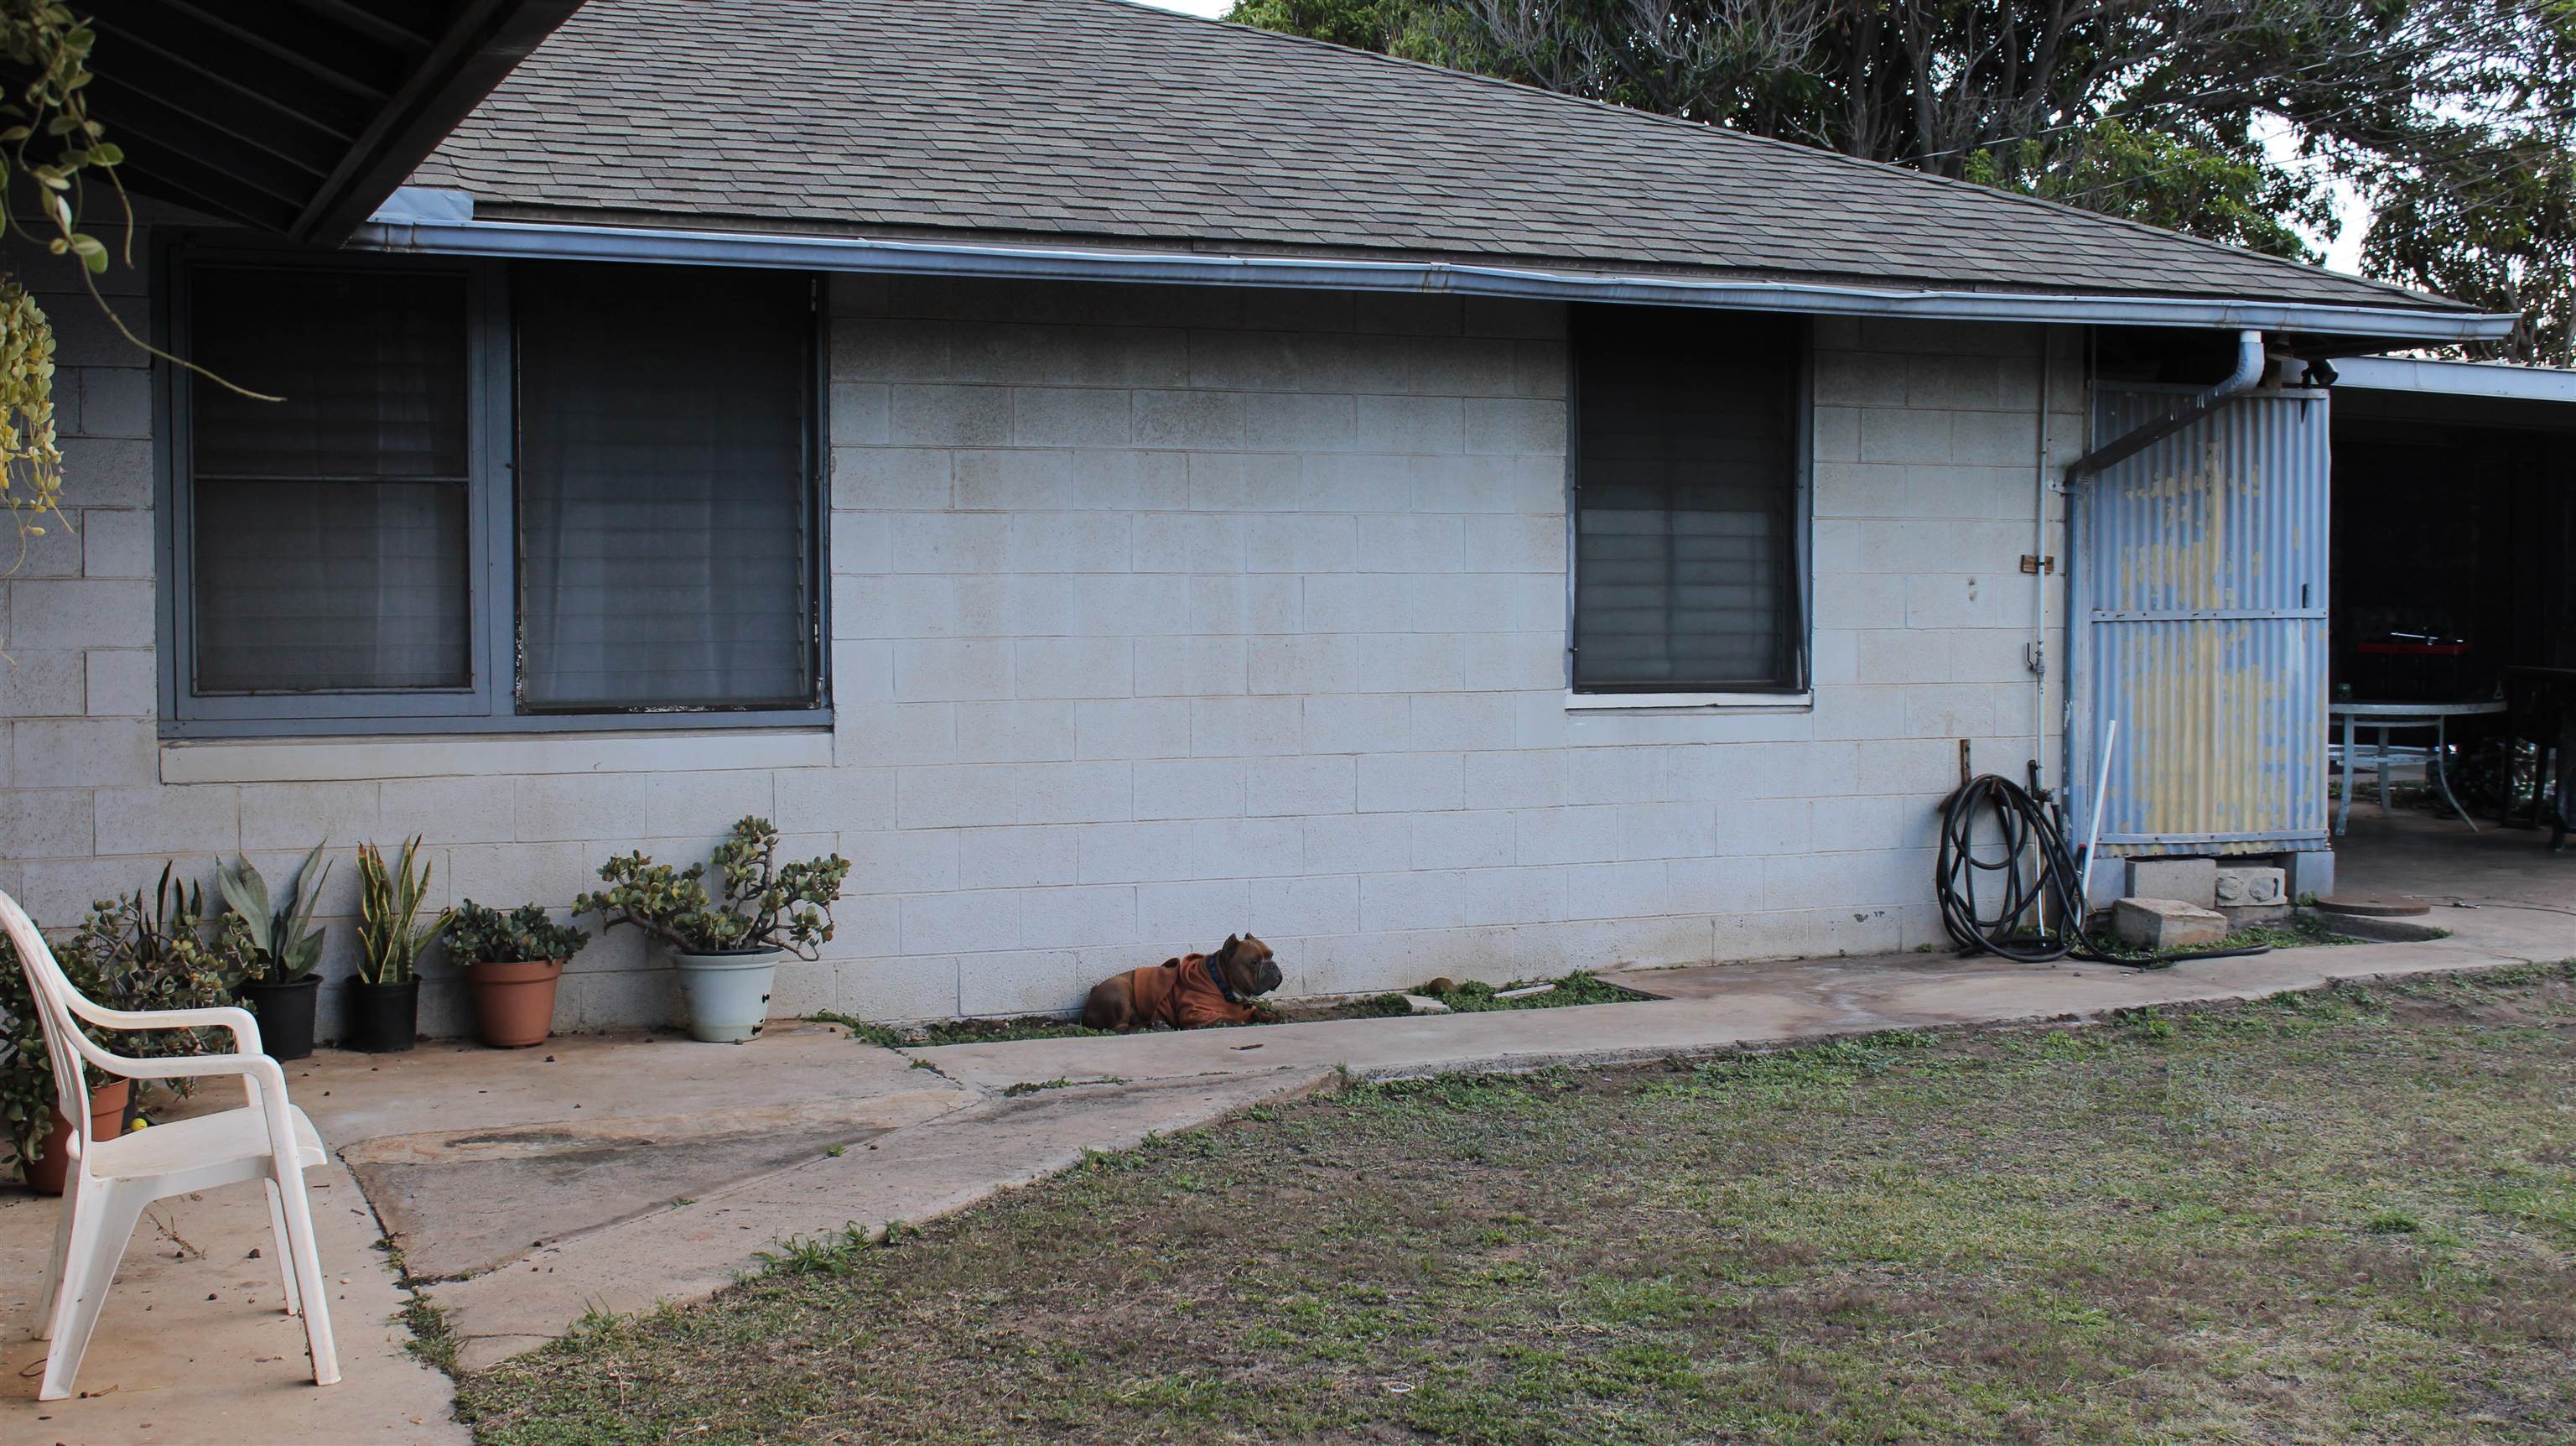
[{"xmin": 2329, "ymin": 357, "xmax": 2576, "ymax": 853}]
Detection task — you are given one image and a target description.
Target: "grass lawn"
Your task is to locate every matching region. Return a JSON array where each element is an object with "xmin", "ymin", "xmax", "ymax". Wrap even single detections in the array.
[{"xmin": 460, "ymin": 964, "xmax": 2576, "ymax": 1444}]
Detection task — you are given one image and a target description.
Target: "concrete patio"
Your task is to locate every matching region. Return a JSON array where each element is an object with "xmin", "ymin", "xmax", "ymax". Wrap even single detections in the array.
[{"xmin": 3, "ymin": 803, "xmax": 2565, "ymax": 1445}]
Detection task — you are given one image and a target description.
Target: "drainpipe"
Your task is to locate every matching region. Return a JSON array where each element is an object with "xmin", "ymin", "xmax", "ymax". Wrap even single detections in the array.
[
  {"xmin": 2029, "ymin": 329, "xmax": 2056, "ymax": 790},
  {"xmin": 2064, "ymin": 330, "xmax": 2266, "ymax": 481}
]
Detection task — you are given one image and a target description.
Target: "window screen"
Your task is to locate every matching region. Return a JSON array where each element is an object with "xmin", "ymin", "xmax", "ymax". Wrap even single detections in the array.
[
  {"xmin": 186, "ymin": 268, "xmax": 472, "ymax": 693},
  {"xmin": 1572, "ymin": 308, "xmax": 1803, "ymax": 693},
  {"xmin": 515, "ymin": 265, "xmax": 817, "ymax": 711}
]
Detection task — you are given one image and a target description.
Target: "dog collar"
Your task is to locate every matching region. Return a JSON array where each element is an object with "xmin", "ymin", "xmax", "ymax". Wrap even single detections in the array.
[{"xmin": 1205, "ymin": 954, "xmax": 1239, "ymax": 1003}]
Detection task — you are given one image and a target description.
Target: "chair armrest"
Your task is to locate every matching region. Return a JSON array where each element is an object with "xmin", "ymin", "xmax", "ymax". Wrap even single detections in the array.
[{"xmin": 61, "ymin": 996, "xmax": 264, "ymax": 1057}]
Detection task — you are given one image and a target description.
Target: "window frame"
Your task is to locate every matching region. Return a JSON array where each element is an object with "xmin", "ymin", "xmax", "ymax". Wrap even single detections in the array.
[
  {"xmin": 1563, "ymin": 308, "xmax": 1815, "ymax": 703},
  {"xmin": 155, "ymin": 237, "xmax": 833, "ymax": 739}
]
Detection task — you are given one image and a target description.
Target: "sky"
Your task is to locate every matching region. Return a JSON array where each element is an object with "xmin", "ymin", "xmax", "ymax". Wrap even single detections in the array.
[{"xmin": 1132, "ymin": 0, "xmax": 2371, "ymax": 273}]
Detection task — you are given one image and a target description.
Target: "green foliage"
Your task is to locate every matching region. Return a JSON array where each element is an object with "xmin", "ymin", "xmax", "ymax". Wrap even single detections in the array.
[
  {"xmin": 216, "ymin": 842, "xmax": 332, "ymax": 986},
  {"xmin": 0, "ymin": 1, "xmax": 119, "ymax": 552},
  {"xmin": 0, "ymin": 1, "xmax": 124, "ymax": 272},
  {"xmin": 5, "ymin": 870, "xmax": 269, "ymax": 1173},
  {"xmin": 70, "ymin": 865, "xmax": 250, "ymax": 1020},
  {"xmin": 576, "ymin": 817, "xmax": 851, "ymax": 960},
  {"xmin": 356, "ymin": 837, "xmax": 450, "ymax": 986},
  {"xmin": 0, "ymin": 278, "xmax": 60, "ymax": 541},
  {"xmin": 1233, "ymin": 0, "xmax": 2572, "ymax": 343},
  {"xmin": 0, "ymin": 924, "xmax": 103, "ymax": 1172},
  {"xmin": 447, "ymin": 900, "xmax": 590, "ymax": 966}
]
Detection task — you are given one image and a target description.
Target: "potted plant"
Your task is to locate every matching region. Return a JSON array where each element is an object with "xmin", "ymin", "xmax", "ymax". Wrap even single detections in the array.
[
  {"xmin": 2, "ymin": 930, "xmax": 119, "ymax": 1197},
  {"xmin": 351, "ymin": 837, "xmax": 449, "ymax": 1053},
  {"xmin": 449, "ymin": 901, "xmax": 588, "ymax": 1048},
  {"xmin": 8, "ymin": 870, "xmax": 245, "ymax": 1194},
  {"xmin": 575, "ymin": 817, "xmax": 849, "ymax": 1043},
  {"xmin": 216, "ymin": 842, "xmax": 332, "ymax": 1061}
]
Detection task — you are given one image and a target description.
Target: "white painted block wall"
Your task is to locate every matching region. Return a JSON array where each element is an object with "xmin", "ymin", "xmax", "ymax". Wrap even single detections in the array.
[{"xmin": 0, "ymin": 241, "xmax": 2081, "ymax": 1034}]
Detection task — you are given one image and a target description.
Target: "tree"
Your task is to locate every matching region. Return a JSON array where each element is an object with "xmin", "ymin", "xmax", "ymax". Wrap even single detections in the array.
[{"xmin": 1230, "ymin": 0, "xmax": 2576, "ymax": 362}]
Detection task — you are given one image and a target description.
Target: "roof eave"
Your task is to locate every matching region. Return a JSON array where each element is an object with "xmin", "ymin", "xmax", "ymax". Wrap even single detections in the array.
[
  {"xmin": 293, "ymin": 1, "xmax": 589, "ymax": 244},
  {"xmin": 348, "ymin": 205, "xmax": 2519, "ymax": 347}
]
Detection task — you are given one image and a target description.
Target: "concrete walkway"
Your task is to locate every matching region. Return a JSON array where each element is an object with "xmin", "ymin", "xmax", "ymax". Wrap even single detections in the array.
[{"xmin": 4, "ymin": 807, "xmax": 2564, "ymax": 1444}]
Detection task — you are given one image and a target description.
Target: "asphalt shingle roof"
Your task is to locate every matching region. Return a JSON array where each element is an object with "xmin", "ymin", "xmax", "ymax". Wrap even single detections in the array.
[{"xmin": 410, "ymin": 0, "xmax": 2468, "ymax": 317}]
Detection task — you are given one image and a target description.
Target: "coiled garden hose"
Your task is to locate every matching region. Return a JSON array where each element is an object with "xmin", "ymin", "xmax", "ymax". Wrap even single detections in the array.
[{"xmin": 1934, "ymin": 774, "xmax": 2271, "ymax": 968}]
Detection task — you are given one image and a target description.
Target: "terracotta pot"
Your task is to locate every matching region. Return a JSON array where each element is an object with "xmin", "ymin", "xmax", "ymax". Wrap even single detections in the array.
[
  {"xmin": 467, "ymin": 958, "xmax": 565, "ymax": 1048},
  {"xmin": 22, "ymin": 1079, "xmax": 132, "ymax": 1196}
]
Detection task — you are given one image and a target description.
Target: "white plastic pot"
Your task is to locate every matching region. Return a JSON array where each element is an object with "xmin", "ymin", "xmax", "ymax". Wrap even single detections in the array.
[{"xmin": 669, "ymin": 947, "xmax": 781, "ymax": 1043}]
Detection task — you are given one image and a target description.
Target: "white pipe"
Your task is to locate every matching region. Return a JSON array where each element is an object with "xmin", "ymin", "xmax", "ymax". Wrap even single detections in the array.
[
  {"xmin": 2083, "ymin": 719, "xmax": 2120, "ymax": 906},
  {"xmin": 2066, "ymin": 330, "xmax": 2267, "ymax": 479}
]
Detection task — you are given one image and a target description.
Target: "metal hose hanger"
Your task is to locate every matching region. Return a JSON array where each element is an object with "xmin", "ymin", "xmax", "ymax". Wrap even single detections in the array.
[{"xmin": 1933, "ymin": 774, "xmax": 2272, "ymax": 968}]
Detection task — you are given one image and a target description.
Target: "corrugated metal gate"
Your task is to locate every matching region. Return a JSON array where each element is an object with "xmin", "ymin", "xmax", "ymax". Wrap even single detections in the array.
[{"xmin": 2075, "ymin": 383, "xmax": 2332, "ymax": 857}]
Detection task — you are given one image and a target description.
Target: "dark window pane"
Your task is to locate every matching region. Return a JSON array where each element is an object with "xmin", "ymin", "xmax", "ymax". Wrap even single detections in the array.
[
  {"xmin": 185, "ymin": 263, "xmax": 474, "ymax": 696},
  {"xmin": 1574, "ymin": 308, "xmax": 1802, "ymax": 691},
  {"xmin": 190, "ymin": 268, "xmax": 469, "ymax": 479},
  {"xmin": 516, "ymin": 263, "xmax": 815, "ymax": 711},
  {"xmin": 195, "ymin": 479, "xmax": 470, "ymax": 691}
]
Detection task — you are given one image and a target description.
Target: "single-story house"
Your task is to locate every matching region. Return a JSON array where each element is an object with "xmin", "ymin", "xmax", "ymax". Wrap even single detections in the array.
[{"xmin": 0, "ymin": 0, "xmax": 2516, "ymax": 1036}]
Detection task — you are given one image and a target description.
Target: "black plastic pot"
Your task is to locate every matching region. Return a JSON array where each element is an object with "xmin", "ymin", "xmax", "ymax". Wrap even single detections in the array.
[
  {"xmin": 239, "ymin": 975, "xmax": 320, "ymax": 1060},
  {"xmin": 345, "ymin": 978, "xmax": 420, "ymax": 1053}
]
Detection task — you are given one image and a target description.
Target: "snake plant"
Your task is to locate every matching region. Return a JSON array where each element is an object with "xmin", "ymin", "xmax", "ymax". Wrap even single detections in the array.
[{"xmin": 355, "ymin": 837, "xmax": 450, "ymax": 986}]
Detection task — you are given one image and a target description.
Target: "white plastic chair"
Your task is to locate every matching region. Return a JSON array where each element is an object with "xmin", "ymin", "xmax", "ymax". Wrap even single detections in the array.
[{"xmin": 2, "ymin": 888, "xmax": 338, "ymax": 1401}]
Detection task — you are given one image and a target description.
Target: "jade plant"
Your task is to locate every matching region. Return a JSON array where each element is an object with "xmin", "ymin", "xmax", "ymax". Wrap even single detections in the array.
[
  {"xmin": 575, "ymin": 817, "xmax": 850, "ymax": 958},
  {"xmin": 7, "ymin": 867, "xmax": 251, "ymax": 1155},
  {"xmin": 448, "ymin": 901, "xmax": 589, "ymax": 966},
  {"xmin": 216, "ymin": 842, "xmax": 331, "ymax": 986},
  {"xmin": 1, "ymin": 927, "xmax": 106, "ymax": 1174},
  {"xmin": 355, "ymin": 837, "xmax": 449, "ymax": 986}
]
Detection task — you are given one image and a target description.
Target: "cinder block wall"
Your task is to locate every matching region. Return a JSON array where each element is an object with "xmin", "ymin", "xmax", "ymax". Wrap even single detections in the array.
[{"xmin": 0, "ymin": 235, "xmax": 2082, "ymax": 1034}]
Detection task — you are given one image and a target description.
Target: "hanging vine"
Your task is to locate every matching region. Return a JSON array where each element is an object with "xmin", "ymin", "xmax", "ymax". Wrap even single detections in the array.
[{"xmin": 0, "ymin": 1, "xmax": 121, "ymax": 550}]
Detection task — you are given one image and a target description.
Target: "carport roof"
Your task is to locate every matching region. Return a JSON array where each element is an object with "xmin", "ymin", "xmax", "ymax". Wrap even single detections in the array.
[
  {"xmin": 395, "ymin": 0, "xmax": 2508, "ymax": 342},
  {"xmin": 70, "ymin": 0, "xmax": 583, "ymax": 243}
]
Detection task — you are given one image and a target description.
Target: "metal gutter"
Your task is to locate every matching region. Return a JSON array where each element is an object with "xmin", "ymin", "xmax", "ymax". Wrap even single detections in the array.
[
  {"xmin": 348, "ymin": 205, "xmax": 2520, "ymax": 343},
  {"xmin": 2333, "ymin": 355, "xmax": 2576, "ymax": 403}
]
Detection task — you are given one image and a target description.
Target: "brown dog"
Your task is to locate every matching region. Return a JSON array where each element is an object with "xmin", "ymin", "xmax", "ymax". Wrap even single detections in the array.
[{"xmin": 1081, "ymin": 934, "xmax": 1284, "ymax": 1032}]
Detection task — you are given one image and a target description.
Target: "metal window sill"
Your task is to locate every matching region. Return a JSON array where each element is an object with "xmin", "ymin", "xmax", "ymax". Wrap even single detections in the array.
[
  {"xmin": 1564, "ymin": 691, "xmax": 1813, "ymax": 714},
  {"xmin": 159, "ymin": 726, "xmax": 833, "ymax": 784}
]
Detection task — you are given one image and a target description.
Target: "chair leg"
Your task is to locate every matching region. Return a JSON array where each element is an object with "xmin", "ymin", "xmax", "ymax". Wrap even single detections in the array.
[
  {"xmin": 33, "ymin": 1167, "xmax": 81, "ymax": 1339},
  {"xmin": 273, "ymin": 1160, "xmax": 340, "ymax": 1386},
  {"xmin": 39, "ymin": 1180, "xmax": 146, "ymax": 1402},
  {"xmin": 263, "ymin": 1178, "xmax": 304, "ymax": 1317}
]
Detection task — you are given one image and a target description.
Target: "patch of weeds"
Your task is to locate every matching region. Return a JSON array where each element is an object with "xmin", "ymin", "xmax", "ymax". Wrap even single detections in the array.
[
  {"xmin": 2367, "ymin": 1209, "xmax": 2423, "ymax": 1235},
  {"xmin": 400, "ymin": 1296, "xmax": 460, "ymax": 1376},
  {"xmin": 2083, "ymin": 913, "xmax": 2355, "ymax": 965},
  {"xmin": 756, "ymin": 1224, "xmax": 876, "ymax": 1277},
  {"xmin": 824, "ymin": 1142, "xmax": 846, "ymax": 1157},
  {"xmin": 1405, "ymin": 970, "xmax": 1652, "ymax": 1013},
  {"xmin": 1000, "ymin": 1075, "xmax": 1124, "ymax": 1096},
  {"xmin": 813, "ymin": 1008, "xmax": 1119, "ymax": 1048}
]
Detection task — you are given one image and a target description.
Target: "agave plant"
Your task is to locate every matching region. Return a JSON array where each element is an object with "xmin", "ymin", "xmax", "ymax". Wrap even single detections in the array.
[
  {"xmin": 216, "ymin": 842, "xmax": 332, "ymax": 986},
  {"xmin": 355, "ymin": 837, "xmax": 450, "ymax": 986}
]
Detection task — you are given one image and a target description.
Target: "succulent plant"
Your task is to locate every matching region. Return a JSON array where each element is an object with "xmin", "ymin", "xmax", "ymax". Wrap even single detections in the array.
[
  {"xmin": 575, "ymin": 817, "xmax": 849, "ymax": 960},
  {"xmin": 216, "ymin": 841, "xmax": 331, "ymax": 986},
  {"xmin": 355, "ymin": 837, "xmax": 449, "ymax": 986},
  {"xmin": 447, "ymin": 901, "xmax": 589, "ymax": 966}
]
